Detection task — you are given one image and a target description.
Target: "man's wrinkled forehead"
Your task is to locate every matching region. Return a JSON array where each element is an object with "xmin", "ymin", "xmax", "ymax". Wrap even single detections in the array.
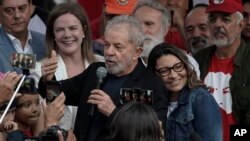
[
  {"xmin": 208, "ymin": 12, "xmax": 234, "ymax": 19},
  {"xmin": 105, "ymin": 23, "xmax": 129, "ymax": 36}
]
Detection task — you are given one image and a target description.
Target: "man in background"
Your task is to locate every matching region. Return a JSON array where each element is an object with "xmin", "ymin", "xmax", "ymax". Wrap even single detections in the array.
[
  {"xmin": 133, "ymin": 0, "xmax": 200, "ymax": 77},
  {"xmin": 184, "ymin": 4, "xmax": 212, "ymax": 54},
  {"xmin": 194, "ymin": 0, "xmax": 250, "ymax": 140},
  {"xmin": 0, "ymin": 0, "xmax": 46, "ymax": 73},
  {"xmin": 242, "ymin": 0, "xmax": 250, "ymax": 43}
]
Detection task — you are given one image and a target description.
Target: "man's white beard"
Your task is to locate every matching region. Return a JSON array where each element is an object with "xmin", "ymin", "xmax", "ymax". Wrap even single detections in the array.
[
  {"xmin": 213, "ymin": 38, "xmax": 228, "ymax": 48},
  {"xmin": 213, "ymin": 27, "xmax": 237, "ymax": 48},
  {"xmin": 142, "ymin": 32, "xmax": 165, "ymax": 57},
  {"xmin": 213, "ymin": 35, "xmax": 237, "ymax": 48}
]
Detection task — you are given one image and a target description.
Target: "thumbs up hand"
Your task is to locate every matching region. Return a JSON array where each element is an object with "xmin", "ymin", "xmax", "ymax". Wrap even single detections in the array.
[{"xmin": 41, "ymin": 50, "xmax": 58, "ymax": 81}]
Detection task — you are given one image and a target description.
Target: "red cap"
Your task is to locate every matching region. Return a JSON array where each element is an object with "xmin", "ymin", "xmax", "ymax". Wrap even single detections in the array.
[
  {"xmin": 206, "ymin": 0, "xmax": 243, "ymax": 13},
  {"xmin": 105, "ymin": 0, "xmax": 137, "ymax": 15}
]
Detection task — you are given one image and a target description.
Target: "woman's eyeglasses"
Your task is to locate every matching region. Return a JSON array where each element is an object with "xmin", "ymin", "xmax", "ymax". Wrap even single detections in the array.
[{"xmin": 156, "ymin": 62, "xmax": 185, "ymax": 77}]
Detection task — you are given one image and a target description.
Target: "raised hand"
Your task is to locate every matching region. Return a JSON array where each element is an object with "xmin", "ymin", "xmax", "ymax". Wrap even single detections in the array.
[
  {"xmin": 42, "ymin": 92, "xmax": 65, "ymax": 128},
  {"xmin": 4, "ymin": 121, "xmax": 18, "ymax": 132},
  {"xmin": 41, "ymin": 50, "xmax": 58, "ymax": 82},
  {"xmin": 0, "ymin": 72, "xmax": 22, "ymax": 106}
]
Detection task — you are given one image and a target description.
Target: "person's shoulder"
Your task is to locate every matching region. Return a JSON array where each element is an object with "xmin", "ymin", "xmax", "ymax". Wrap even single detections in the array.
[
  {"xmin": 235, "ymin": 40, "xmax": 250, "ymax": 64},
  {"xmin": 191, "ymin": 86, "xmax": 207, "ymax": 93},
  {"xmin": 83, "ymin": 62, "xmax": 106, "ymax": 77},
  {"xmin": 190, "ymin": 86, "xmax": 213, "ymax": 99},
  {"xmin": 194, "ymin": 46, "xmax": 214, "ymax": 57},
  {"xmin": 30, "ymin": 30, "xmax": 45, "ymax": 37},
  {"xmin": 142, "ymin": 67, "xmax": 164, "ymax": 84},
  {"xmin": 242, "ymin": 41, "xmax": 250, "ymax": 53},
  {"xmin": 137, "ymin": 62, "xmax": 160, "ymax": 80},
  {"xmin": 0, "ymin": 27, "xmax": 8, "ymax": 40},
  {"xmin": 30, "ymin": 30, "xmax": 45, "ymax": 45},
  {"xmin": 193, "ymin": 45, "xmax": 216, "ymax": 64},
  {"xmin": 0, "ymin": 26, "xmax": 4, "ymax": 34},
  {"xmin": 132, "ymin": 61, "xmax": 164, "ymax": 85}
]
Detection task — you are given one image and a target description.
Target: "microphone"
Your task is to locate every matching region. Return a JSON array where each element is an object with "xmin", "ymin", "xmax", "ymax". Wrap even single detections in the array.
[
  {"xmin": 96, "ymin": 67, "xmax": 107, "ymax": 89},
  {"xmin": 88, "ymin": 67, "xmax": 107, "ymax": 116},
  {"xmin": 189, "ymin": 132, "xmax": 202, "ymax": 141}
]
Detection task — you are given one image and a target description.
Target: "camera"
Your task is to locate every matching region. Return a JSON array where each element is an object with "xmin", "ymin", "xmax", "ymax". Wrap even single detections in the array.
[
  {"xmin": 11, "ymin": 53, "xmax": 36, "ymax": 69},
  {"xmin": 16, "ymin": 77, "xmax": 37, "ymax": 94},
  {"xmin": 46, "ymin": 81, "xmax": 61, "ymax": 104},
  {"xmin": 40, "ymin": 125, "xmax": 68, "ymax": 141},
  {"xmin": 120, "ymin": 88, "xmax": 153, "ymax": 105},
  {"xmin": 23, "ymin": 126, "xmax": 68, "ymax": 141}
]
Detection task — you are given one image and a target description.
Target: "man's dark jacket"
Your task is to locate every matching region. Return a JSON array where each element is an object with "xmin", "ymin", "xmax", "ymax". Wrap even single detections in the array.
[
  {"xmin": 194, "ymin": 40, "xmax": 250, "ymax": 124},
  {"xmin": 39, "ymin": 60, "xmax": 168, "ymax": 141}
]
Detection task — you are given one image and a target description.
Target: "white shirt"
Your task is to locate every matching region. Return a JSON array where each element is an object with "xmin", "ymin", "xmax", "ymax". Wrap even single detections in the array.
[
  {"xmin": 167, "ymin": 101, "xmax": 178, "ymax": 117},
  {"xmin": 187, "ymin": 54, "xmax": 200, "ymax": 78},
  {"xmin": 7, "ymin": 31, "xmax": 33, "ymax": 54}
]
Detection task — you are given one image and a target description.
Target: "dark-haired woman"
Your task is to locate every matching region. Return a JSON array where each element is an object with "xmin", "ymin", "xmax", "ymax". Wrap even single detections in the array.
[
  {"xmin": 147, "ymin": 43, "xmax": 222, "ymax": 141},
  {"xmin": 106, "ymin": 101, "xmax": 164, "ymax": 141}
]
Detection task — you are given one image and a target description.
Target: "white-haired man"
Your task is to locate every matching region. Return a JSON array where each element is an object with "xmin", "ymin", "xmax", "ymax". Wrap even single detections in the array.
[
  {"xmin": 133, "ymin": 0, "xmax": 200, "ymax": 77},
  {"xmin": 194, "ymin": 0, "xmax": 250, "ymax": 141}
]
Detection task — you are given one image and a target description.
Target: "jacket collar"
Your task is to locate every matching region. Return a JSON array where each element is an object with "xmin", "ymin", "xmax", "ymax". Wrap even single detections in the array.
[
  {"xmin": 208, "ymin": 39, "xmax": 248, "ymax": 67},
  {"xmin": 127, "ymin": 59, "xmax": 147, "ymax": 80},
  {"xmin": 234, "ymin": 39, "xmax": 248, "ymax": 67},
  {"xmin": 177, "ymin": 86, "xmax": 191, "ymax": 105}
]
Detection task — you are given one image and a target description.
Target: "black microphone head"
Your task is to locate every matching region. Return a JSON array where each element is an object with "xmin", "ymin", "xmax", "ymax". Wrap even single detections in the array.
[{"xmin": 96, "ymin": 67, "xmax": 107, "ymax": 79}]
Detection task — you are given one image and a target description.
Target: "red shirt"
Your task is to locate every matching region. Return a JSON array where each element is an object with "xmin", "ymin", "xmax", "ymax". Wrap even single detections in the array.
[
  {"xmin": 205, "ymin": 54, "xmax": 236, "ymax": 141},
  {"xmin": 22, "ymin": 130, "xmax": 33, "ymax": 137}
]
